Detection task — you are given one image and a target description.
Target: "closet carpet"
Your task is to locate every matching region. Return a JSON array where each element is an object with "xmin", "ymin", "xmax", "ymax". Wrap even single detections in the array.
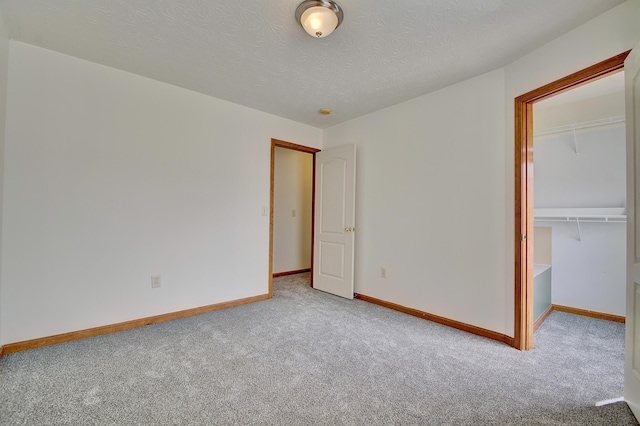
[{"xmin": 0, "ymin": 273, "xmax": 636, "ymax": 425}]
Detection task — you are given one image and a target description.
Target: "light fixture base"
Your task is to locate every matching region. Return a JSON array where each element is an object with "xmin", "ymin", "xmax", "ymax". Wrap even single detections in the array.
[{"xmin": 296, "ymin": 0, "xmax": 344, "ymax": 38}]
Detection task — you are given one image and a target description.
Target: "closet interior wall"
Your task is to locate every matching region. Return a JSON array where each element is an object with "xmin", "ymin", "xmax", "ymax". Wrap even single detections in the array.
[{"xmin": 533, "ymin": 86, "xmax": 626, "ymax": 318}]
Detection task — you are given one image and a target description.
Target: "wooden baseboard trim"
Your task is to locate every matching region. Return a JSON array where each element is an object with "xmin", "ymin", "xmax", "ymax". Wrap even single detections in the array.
[
  {"xmin": 2, "ymin": 293, "xmax": 271, "ymax": 356},
  {"xmin": 272, "ymin": 268, "xmax": 311, "ymax": 278},
  {"xmin": 552, "ymin": 304, "xmax": 625, "ymax": 323},
  {"xmin": 0, "ymin": 345, "xmax": 4, "ymax": 360},
  {"xmin": 533, "ymin": 305, "xmax": 554, "ymax": 331},
  {"xmin": 354, "ymin": 293, "xmax": 514, "ymax": 347}
]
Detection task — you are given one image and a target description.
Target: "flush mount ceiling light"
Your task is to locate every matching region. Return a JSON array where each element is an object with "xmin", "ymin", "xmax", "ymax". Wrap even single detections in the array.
[{"xmin": 296, "ymin": 0, "xmax": 344, "ymax": 38}]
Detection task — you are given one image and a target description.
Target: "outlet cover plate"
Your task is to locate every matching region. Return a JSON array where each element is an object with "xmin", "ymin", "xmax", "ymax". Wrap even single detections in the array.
[{"xmin": 151, "ymin": 275, "xmax": 161, "ymax": 288}]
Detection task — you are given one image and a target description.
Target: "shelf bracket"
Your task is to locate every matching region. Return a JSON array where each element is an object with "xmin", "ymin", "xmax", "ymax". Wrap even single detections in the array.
[
  {"xmin": 575, "ymin": 217, "xmax": 582, "ymax": 243},
  {"xmin": 572, "ymin": 125, "xmax": 580, "ymax": 155}
]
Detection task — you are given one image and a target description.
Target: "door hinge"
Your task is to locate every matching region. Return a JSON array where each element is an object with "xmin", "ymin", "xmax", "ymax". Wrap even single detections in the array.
[{"xmin": 521, "ymin": 234, "xmax": 527, "ymax": 241}]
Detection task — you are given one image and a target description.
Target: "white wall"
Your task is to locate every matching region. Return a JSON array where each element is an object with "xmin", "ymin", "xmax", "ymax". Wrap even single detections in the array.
[
  {"xmin": 0, "ymin": 12, "xmax": 9, "ymax": 348},
  {"xmin": 273, "ymin": 147, "xmax": 312, "ymax": 273},
  {"xmin": 0, "ymin": 42, "xmax": 321, "ymax": 344},
  {"xmin": 534, "ymin": 126, "xmax": 626, "ymax": 208},
  {"xmin": 548, "ymin": 222, "xmax": 626, "ymax": 315},
  {"xmin": 323, "ymin": 69, "xmax": 508, "ymax": 334},
  {"xmin": 323, "ymin": 0, "xmax": 640, "ymax": 337}
]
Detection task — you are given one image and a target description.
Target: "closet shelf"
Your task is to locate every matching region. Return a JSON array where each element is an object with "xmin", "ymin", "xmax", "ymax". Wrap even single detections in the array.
[
  {"xmin": 534, "ymin": 208, "xmax": 626, "ymax": 243},
  {"xmin": 534, "ymin": 208, "xmax": 626, "ymax": 222}
]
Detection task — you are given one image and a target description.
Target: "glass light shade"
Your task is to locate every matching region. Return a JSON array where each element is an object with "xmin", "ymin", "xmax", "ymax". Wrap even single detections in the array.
[{"xmin": 300, "ymin": 6, "xmax": 339, "ymax": 38}]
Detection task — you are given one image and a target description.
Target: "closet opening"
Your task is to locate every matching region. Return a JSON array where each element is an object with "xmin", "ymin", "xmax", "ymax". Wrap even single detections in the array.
[
  {"xmin": 532, "ymin": 71, "xmax": 626, "ymax": 328},
  {"xmin": 514, "ymin": 51, "xmax": 630, "ymax": 350}
]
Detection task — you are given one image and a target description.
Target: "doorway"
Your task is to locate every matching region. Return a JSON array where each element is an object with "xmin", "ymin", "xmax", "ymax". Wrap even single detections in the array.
[
  {"xmin": 531, "ymin": 73, "xmax": 626, "ymax": 331},
  {"xmin": 514, "ymin": 51, "xmax": 630, "ymax": 350},
  {"xmin": 269, "ymin": 139, "xmax": 320, "ymax": 297}
]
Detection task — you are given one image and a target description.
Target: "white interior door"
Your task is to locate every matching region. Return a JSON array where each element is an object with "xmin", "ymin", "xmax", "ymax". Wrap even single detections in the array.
[
  {"xmin": 625, "ymin": 40, "xmax": 640, "ymax": 419},
  {"xmin": 313, "ymin": 145, "xmax": 356, "ymax": 299}
]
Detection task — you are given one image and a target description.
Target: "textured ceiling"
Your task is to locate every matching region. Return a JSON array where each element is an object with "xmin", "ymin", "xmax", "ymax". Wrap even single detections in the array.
[{"xmin": 0, "ymin": 0, "xmax": 627, "ymax": 128}]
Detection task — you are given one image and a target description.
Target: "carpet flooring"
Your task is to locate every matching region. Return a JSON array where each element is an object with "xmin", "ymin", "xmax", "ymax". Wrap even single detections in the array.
[{"xmin": 0, "ymin": 272, "xmax": 637, "ymax": 425}]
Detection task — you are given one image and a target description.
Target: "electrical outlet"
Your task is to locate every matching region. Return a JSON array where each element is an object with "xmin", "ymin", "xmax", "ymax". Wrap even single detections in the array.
[
  {"xmin": 380, "ymin": 267, "xmax": 387, "ymax": 278},
  {"xmin": 151, "ymin": 275, "xmax": 161, "ymax": 288}
]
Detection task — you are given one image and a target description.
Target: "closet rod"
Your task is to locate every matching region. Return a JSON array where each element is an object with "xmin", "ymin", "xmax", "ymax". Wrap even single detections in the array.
[
  {"xmin": 534, "ymin": 115, "xmax": 625, "ymax": 138},
  {"xmin": 534, "ymin": 217, "xmax": 626, "ymax": 223}
]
